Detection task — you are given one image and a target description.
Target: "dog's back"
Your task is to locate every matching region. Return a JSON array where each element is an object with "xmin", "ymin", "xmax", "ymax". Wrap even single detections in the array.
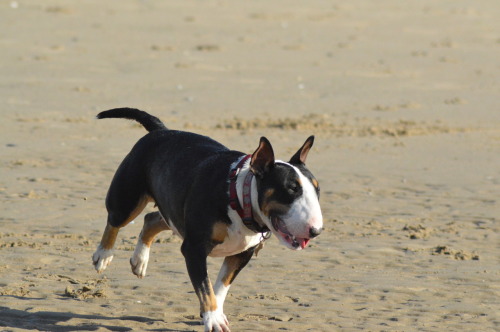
[{"xmin": 97, "ymin": 110, "xmax": 242, "ymax": 236}]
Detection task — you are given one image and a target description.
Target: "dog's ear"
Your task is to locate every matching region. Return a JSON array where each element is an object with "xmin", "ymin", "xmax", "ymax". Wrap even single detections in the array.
[
  {"xmin": 251, "ymin": 137, "xmax": 275, "ymax": 177},
  {"xmin": 289, "ymin": 135, "xmax": 314, "ymax": 165}
]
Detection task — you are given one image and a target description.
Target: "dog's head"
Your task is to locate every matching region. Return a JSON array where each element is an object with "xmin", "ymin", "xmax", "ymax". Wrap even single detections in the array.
[{"xmin": 251, "ymin": 136, "xmax": 323, "ymax": 250}]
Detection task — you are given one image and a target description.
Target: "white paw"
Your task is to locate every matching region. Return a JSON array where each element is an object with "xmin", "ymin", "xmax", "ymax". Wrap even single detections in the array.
[
  {"xmin": 92, "ymin": 246, "xmax": 114, "ymax": 273},
  {"xmin": 203, "ymin": 309, "xmax": 230, "ymax": 332},
  {"xmin": 130, "ymin": 240, "xmax": 150, "ymax": 278}
]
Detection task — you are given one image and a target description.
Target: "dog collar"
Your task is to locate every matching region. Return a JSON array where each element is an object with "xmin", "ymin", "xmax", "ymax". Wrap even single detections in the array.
[{"xmin": 229, "ymin": 155, "xmax": 270, "ymax": 234}]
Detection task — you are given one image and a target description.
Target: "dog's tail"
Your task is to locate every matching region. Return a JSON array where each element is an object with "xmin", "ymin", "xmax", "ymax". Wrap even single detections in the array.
[{"xmin": 96, "ymin": 108, "xmax": 167, "ymax": 132}]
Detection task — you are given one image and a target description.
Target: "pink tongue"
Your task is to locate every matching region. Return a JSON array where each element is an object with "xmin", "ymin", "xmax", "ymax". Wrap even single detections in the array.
[{"xmin": 299, "ymin": 238, "xmax": 310, "ymax": 249}]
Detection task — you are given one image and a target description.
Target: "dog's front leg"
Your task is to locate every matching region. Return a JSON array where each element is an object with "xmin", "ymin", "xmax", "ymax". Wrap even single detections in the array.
[
  {"xmin": 181, "ymin": 240, "xmax": 230, "ymax": 332},
  {"xmin": 213, "ymin": 246, "xmax": 256, "ymax": 315}
]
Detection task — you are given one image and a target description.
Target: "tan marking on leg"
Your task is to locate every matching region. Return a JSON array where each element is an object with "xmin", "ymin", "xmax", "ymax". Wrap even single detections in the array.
[
  {"xmin": 99, "ymin": 223, "xmax": 120, "ymax": 250},
  {"xmin": 211, "ymin": 222, "xmax": 228, "ymax": 244},
  {"xmin": 198, "ymin": 279, "xmax": 218, "ymax": 313},
  {"xmin": 141, "ymin": 212, "xmax": 170, "ymax": 247},
  {"xmin": 124, "ymin": 195, "xmax": 152, "ymax": 225},
  {"xmin": 221, "ymin": 256, "xmax": 242, "ymax": 287},
  {"xmin": 312, "ymin": 178, "xmax": 319, "ymax": 189},
  {"xmin": 100, "ymin": 195, "xmax": 152, "ymax": 250}
]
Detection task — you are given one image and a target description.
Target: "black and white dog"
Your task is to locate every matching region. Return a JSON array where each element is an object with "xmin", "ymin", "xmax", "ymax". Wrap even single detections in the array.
[{"xmin": 92, "ymin": 108, "xmax": 323, "ymax": 332}]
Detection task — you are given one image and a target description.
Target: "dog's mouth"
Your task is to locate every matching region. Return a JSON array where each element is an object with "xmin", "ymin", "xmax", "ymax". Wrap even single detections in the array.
[{"xmin": 271, "ymin": 216, "xmax": 310, "ymax": 250}]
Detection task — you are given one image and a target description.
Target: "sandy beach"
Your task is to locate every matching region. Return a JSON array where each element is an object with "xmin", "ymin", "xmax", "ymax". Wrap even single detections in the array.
[{"xmin": 1, "ymin": 1, "xmax": 499, "ymax": 331}]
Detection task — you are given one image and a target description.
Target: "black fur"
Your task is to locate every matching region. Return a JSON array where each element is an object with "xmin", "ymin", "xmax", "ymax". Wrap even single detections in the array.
[
  {"xmin": 103, "ymin": 127, "xmax": 243, "ymax": 238},
  {"xmin": 97, "ymin": 107, "xmax": 167, "ymax": 132},
  {"xmin": 94, "ymin": 108, "xmax": 321, "ymax": 330}
]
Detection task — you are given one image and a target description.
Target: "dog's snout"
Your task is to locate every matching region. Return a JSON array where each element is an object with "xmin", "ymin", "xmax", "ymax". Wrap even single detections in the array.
[{"xmin": 309, "ymin": 226, "xmax": 322, "ymax": 238}]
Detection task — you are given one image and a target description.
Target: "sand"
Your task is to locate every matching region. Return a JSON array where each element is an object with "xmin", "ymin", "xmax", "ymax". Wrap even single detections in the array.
[{"xmin": 1, "ymin": 1, "xmax": 499, "ymax": 331}]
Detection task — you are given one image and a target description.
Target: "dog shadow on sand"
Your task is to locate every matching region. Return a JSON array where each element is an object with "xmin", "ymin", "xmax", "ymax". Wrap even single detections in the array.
[{"xmin": 0, "ymin": 303, "xmax": 199, "ymax": 332}]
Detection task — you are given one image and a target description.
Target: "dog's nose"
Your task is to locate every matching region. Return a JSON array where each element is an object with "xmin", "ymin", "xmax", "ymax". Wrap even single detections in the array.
[{"xmin": 309, "ymin": 226, "xmax": 322, "ymax": 238}]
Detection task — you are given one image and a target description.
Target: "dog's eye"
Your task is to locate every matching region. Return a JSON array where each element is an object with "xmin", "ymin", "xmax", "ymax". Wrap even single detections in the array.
[{"xmin": 287, "ymin": 182, "xmax": 301, "ymax": 195}]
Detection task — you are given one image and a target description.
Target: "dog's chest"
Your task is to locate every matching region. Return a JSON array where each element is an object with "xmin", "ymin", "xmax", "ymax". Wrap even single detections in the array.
[{"xmin": 209, "ymin": 213, "xmax": 263, "ymax": 257}]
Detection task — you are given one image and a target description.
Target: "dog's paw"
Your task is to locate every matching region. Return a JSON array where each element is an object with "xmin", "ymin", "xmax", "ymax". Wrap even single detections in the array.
[
  {"xmin": 130, "ymin": 241, "xmax": 150, "ymax": 278},
  {"xmin": 202, "ymin": 310, "xmax": 230, "ymax": 332},
  {"xmin": 92, "ymin": 246, "xmax": 114, "ymax": 273}
]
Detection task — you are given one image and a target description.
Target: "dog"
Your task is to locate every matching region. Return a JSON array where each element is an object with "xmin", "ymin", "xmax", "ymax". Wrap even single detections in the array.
[{"xmin": 92, "ymin": 108, "xmax": 323, "ymax": 332}]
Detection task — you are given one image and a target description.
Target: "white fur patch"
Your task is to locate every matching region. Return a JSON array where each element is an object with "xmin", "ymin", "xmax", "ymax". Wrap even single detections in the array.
[
  {"xmin": 211, "ymin": 209, "xmax": 263, "ymax": 257},
  {"xmin": 252, "ymin": 160, "xmax": 323, "ymax": 249},
  {"xmin": 130, "ymin": 240, "xmax": 150, "ymax": 278},
  {"xmin": 213, "ymin": 263, "xmax": 231, "ymax": 313},
  {"xmin": 92, "ymin": 246, "xmax": 114, "ymax": 273},
  {"xmin": 210, "ymin": 156, "xmax": 263, "ymax": 258},
  {"xmin": 284, "ymin": 162, "xmax": 323, "ymax": 232},
  {"xmin": 202, "ymin": 309, "xmax": 229, "ymax": 332}
]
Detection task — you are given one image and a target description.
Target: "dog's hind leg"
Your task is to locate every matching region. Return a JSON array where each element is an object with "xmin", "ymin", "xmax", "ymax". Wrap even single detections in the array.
[
  {"xmin": 92, "ymin": 194, "xmax": 150, "ymax": 273},
  {"xmin": 130, "ymin": 211, "xmax": 170, "ymax": 278},
  {"xmin": 93, "ymin": 157, "xmax": 152, "ymax": 273}
]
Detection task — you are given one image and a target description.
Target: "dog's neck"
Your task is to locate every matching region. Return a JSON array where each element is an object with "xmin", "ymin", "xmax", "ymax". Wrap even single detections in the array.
[{"xmin": 229, "ymin": 155, "xmax": 270, "ymax": 234}]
